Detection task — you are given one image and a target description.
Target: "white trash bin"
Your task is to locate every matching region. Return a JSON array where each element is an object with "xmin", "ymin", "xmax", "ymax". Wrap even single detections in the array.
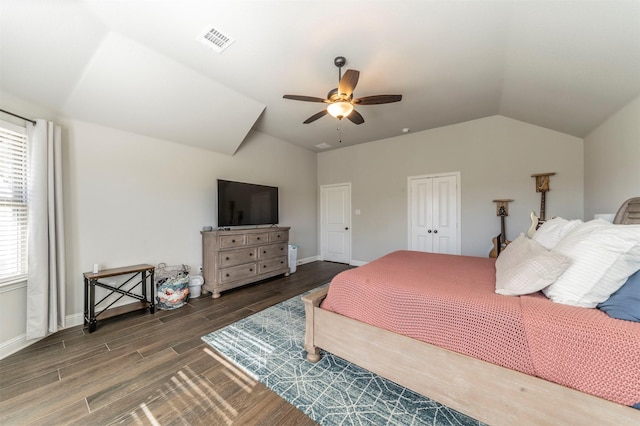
[
  {"xmin": 288, "ymin": 244, "xmax": 298, "ymax": 274},
  {"xmin": 188, "ymin": 275, "xmax": 204, "ymax": 298}
]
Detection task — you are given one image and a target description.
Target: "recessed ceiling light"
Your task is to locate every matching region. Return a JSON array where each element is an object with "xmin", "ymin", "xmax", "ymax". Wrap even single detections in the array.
[
  {"xmin": 314, "ymin": 143, "xmax": 332, "ymax": 149},
  {"xmin": 402, "ymin": 128, "xmax": 410, "ymax": 133}
]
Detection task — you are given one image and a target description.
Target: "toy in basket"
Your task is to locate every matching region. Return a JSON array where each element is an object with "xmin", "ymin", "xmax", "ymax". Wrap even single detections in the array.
[{"xmin": 155, "ymin": 263, "xmax": 190, "ymax": 310}]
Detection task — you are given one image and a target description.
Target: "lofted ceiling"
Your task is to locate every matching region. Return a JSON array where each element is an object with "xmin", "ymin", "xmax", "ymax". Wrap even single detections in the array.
[{"xmin": 1, "ymin": 0, "xmax": 639, "ymax": 154}]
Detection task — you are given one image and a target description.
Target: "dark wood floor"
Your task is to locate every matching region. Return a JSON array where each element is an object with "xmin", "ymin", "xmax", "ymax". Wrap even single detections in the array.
[{"xmin": 0, "ymin": 261, "xmax": 352, "ymax": 425}]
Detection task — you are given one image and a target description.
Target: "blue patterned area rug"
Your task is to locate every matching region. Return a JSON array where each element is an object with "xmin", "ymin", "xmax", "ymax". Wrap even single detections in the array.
[{"xmin": 201, "ymin": 289, "xmax": 484, "ymax": 426}]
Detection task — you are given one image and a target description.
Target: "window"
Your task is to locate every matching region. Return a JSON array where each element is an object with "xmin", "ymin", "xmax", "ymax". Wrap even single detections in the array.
[{"xmin": 0, "ymin": 119, "xmax": 28, "ymax": 284}]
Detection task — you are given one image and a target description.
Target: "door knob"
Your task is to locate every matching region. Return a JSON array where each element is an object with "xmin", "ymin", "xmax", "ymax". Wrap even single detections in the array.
[
  {"xmin": 427, "ymin": 230, "xmax": 432, "ymax": 233},
  {"xmin": 434, "ymin": 230, "xmax": 438, "ymax": 234},
  {"xmin": 345, "ymin": 227, "xmax": 349, "ymax": 230}
]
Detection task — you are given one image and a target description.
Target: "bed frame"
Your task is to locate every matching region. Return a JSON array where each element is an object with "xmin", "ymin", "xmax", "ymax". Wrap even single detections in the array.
[
  {"xmin": 303, "ymin": 286, "xmax": 639, "ymax": 426},
  {"xmin": 303, "ymin": 198, "xmax": 640, "ymax": 424},
  {"xmin": 613, "ymin": 196, "xmax": 640, "ymax": 224}
]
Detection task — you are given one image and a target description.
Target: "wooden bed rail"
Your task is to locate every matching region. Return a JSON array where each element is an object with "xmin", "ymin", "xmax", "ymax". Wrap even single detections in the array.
[{"xmin": 301, "ymin": 287, "xmax": 640, "ymax": 426}]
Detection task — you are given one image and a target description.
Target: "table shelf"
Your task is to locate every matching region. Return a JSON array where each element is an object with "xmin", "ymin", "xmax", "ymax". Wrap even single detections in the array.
[{"xmin": 83, "ymin": 264, "xmax": 155, "ymax": 333}]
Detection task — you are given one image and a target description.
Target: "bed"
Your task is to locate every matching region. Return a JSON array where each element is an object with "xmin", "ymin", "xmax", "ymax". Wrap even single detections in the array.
[{"xmin": 302, "ymin": 198, "xmax": 640, "ymax": 425}]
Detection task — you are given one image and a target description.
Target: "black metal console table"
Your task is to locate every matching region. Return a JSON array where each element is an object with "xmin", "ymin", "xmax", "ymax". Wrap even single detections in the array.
[{"xmin": 83, "ymin": 264, "xmax": 155, "ymax": 333}]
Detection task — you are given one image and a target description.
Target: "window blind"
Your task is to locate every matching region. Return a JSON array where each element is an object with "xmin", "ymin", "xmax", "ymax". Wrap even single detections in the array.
[{"xmin": 0, "ymin": 120, "xmax": 28, "ymax": 284}]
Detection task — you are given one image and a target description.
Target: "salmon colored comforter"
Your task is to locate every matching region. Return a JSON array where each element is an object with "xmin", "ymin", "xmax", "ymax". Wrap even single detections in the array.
[{"xmin": 320, "ymin": 250, "xmax": 640, "ymax": 407}]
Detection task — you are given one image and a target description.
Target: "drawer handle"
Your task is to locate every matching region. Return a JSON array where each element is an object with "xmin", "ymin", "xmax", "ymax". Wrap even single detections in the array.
[
  {"xmin": 263, "ymin": 250, "xmax": 267, "ymax": 254},
  {"xmin": 280, "ymin": 261, "xmax": 284, "ymax": 264},
  {"xmin": 249, "ymin": 253, "xmax": 253, "ymax": 256},
  {"xmin": 263, "ymin": 265, "xmax": 268, "ymax": 269},
  {"xmin": 232, "ymin": 239, "xmax": 236, "ymax": 243},
  {"xmin": 226, "ymin": 257, "xmax": 230, "ymax": 260},
  {"xmin": 250, "ymin": 268, "xmax": 253, "ymax": 272},
  {"xmin": 226, "ymin": 273, "xmax": 230, "ymax": 277},
  {"xmin": 280, "ymin": 247, "xmax": 284, "ymax": 251},
  {"xmin": 257, "ymin": 237, "xmax": 260, "ymax": 240}
]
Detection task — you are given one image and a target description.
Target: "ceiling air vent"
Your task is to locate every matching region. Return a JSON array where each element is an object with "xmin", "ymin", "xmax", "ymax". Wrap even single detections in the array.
[{"xmin": 198, "ymin": 25, "xmax": 235, "ymax": 53}]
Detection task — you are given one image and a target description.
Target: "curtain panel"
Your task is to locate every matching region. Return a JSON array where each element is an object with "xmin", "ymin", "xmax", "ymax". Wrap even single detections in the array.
[{"xmin": 25, "ymin": 119, "xmax": 66, "ymax": 340}]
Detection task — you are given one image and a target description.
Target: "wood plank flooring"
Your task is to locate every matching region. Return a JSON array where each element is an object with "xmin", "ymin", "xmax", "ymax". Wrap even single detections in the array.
[{"xmin": 0, "ymin": 261, "xmax": 352, "ymax": 425}]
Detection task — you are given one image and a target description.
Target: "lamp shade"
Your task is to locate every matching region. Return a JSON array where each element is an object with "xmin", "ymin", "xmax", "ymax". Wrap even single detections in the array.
[{"xmin": 327, "ymin": 101, "xmax": 353, "ymax": 119}]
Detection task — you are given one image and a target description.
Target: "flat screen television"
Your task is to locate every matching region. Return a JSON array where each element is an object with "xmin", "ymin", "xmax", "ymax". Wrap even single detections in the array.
[{"xmin": 217, "ymin": 179, "xmax": 279, "ymax": 227}]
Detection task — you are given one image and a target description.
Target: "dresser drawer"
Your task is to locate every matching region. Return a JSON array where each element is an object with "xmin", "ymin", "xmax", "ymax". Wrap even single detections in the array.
[
  {"xmin": 219, "ymin": 247, "xmax": 257, "ymax": 268},
  {"xmin": 247, "ymin": 233, "xmax": 269, "ymax": 245},
  {"xmin": 219, "ymin": 234, "xmax": 246, "ymax": 248},
  {"xmin": 219, "ymin": 263, "xmax": 257, "ymax": 284},
  {"xmin": 259, "ymin": 256, "xmax": 288, "ymax": 273},
  {"xmin": 259, "ymin": 243, "xmax": 287, "ymax": 259},
  {"xmin": 269, "ymin": 230, "xmax": 289, "ymax": 243}
]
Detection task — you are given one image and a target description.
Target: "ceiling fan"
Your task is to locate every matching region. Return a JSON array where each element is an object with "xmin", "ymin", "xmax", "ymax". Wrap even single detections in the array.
[{"xmin": 283, "ymin": 56, "xmax": 402, "ymax": 125}]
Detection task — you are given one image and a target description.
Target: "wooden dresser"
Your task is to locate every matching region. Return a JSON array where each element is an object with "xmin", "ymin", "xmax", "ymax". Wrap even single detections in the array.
[{"xmin": 201, "ymin": 227, "xmax": 290, "ymax": 298}]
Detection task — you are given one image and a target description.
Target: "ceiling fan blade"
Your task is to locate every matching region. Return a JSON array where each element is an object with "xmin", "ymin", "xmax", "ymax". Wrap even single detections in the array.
[
  {"xmin": 353, "ymin": 94, "xmax": 403, "ymax": 105},
  {"xmin": 338, "ymin": 69, "xmax": 360, "ymax": 96},
  {"xmin": 347, "ymin": 109, "xmax": 364, "ymax": 125},
  {"xmin": 303, "ymin": 110, "xmax": 328, "ymax": 124},
  {"xmin": 283, "ymin": 95, "xmax": 329, "ymax": 103}
]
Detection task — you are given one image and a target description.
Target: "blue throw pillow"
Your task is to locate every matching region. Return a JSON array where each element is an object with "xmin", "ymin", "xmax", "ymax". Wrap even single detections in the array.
[{"xmin": 597, "ymin": 269, "xmax": 640, "ymax": 322}]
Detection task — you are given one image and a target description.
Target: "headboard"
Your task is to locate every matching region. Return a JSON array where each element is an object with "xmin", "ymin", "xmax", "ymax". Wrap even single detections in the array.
[{"xmin": 613, "ymin": 197, "xmax": 640, "ymax": 224}]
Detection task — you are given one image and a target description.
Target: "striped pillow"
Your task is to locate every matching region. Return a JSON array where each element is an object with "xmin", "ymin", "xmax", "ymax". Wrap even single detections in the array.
[
  {"xmin": 543, "ymin": 220, "xmax": 640, "ymax": 308},
  {"xmin": 533, "ymin": 217, "xmax": 583, "ymax": 250}
]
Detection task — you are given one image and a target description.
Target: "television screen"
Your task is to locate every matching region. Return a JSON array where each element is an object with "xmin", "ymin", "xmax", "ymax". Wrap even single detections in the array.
[{"xmin": 217, "ymin": 179, "xmax": 279, "ymax": 227}]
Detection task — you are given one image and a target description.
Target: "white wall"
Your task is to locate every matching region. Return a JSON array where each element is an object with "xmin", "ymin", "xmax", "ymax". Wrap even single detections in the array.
[
  {"xmin": 63, "ymin": 120, "xmax": 317, "ymax": 318},
  {"xmin": 0, "ymin": 93, "xmax": 318, "ymax": 357},
  {"xmin": 584, "ymin": 95, "xmax": 640, "ymax": 219},
  {"xmin": 318, "ymin": 115, "xmax": 584, "ymax": 262}
]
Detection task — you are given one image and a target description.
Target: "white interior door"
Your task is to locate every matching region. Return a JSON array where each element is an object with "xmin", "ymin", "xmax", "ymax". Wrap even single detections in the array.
[
  {"xmin": 408, "ymin": 173, "xmax": 459, "ymax": 254},
  {"xmin": 409, "ymin": 178, "xmax": 434, "ymax": 252},
  {"xmin": 431, "ymin": 175, "xmax": 458, "ymax": 254},
  {"xmin": 321, "ymin": 183, "xmax": 351, "ymax": 263}
]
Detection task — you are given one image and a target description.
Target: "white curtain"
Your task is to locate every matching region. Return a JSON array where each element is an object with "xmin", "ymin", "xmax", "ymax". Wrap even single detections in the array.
[{"xmin": 26, "ymin": 119, "xmax": 66, "ymax": 340}]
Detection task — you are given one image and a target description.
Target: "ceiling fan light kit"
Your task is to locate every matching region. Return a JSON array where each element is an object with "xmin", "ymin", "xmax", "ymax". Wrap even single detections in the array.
[
  {"xmin": 283, "ymin": 56, "xmax": 402, "ymax": 125},
  {"xmin": 327, "ymin": 101, "xmax": 353, "ymax": 119}
]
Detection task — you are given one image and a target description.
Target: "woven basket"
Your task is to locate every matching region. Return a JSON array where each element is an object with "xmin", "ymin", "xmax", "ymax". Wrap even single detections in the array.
[{"xmin": 155, "ymin": 263, "xmax": 190, "ymax": 310}]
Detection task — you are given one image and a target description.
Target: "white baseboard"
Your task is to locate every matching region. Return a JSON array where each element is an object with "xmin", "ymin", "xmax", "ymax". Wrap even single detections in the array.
[
  {"xmin": 313, "ymin": 257, "xmax": 366, "ymax": 267},
  {"xmin": 0, "ymin": 334, "xmax": 38, "ymax": 360},
  {"xmin": 297, "ymin": 256, "xmax": 318, "ymax": 265},
  {"xmin": 66, "ymin": 312, "xmax": 84, "ymax": 328},
  {"xmin": 0, "ymin": 313, "xmax": 85, "ymax": 360}
]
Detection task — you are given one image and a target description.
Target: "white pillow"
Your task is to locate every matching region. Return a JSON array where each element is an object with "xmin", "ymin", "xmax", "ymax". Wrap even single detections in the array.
[
  {"xmin": 532, "ymin": 217, "xmax": 583, "ymax": 250},
  {"xmin": 543, "ymin": 220, "xmax": 640, "ymax": 307},
  {"xmin": 495, "ymin": 233, "xmax": 572, "ymax": 296}
]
